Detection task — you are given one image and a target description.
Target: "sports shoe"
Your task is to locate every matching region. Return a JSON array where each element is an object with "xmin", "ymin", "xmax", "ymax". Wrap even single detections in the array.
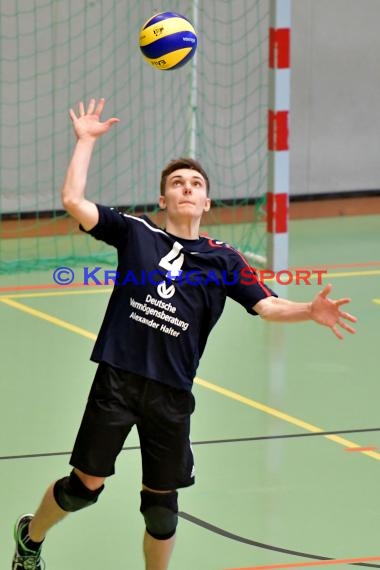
[{"xmin": 12, "ymin": 514, "xmax": 45, "ymax": 570}]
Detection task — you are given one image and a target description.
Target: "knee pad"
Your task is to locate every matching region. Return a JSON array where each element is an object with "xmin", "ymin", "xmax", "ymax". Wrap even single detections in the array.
[
  {"xmin": 140, "ymin": 490, "xmax": 178, "ymax": 540},
  {"xmin": 53, "ymin": 470, "xmax": 104, "ymax": 512}
]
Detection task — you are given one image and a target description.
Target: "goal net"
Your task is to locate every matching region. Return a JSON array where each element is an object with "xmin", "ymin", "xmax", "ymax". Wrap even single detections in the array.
[{"xmin": 0, "ymin": 0, "xmax": 269, "ymax": 273}]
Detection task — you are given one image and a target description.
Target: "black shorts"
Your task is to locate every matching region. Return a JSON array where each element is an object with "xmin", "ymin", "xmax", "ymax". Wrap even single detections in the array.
[{"xmin": 70, "ymin": 362, "xmax": 195, "ymax": 490}]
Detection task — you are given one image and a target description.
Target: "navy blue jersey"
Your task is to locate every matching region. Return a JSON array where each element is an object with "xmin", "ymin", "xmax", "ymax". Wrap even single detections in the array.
[{"xmin": 82, "ymin": 205, "xmax": 277, "ymax": 391}]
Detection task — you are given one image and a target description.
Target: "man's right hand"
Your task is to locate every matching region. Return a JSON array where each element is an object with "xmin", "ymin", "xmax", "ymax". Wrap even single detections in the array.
[{"xmin": 69, "ymin": 98, "xmax": 120, "ymax": 141}]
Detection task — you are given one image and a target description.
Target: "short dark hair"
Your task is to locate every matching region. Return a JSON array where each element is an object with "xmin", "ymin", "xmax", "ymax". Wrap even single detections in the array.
[{"xmin": 160, "ymin": 157, "xmax": 210, "ymax": 196}]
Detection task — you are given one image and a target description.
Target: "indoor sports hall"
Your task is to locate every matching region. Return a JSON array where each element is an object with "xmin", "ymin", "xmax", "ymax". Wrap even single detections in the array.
[{"xmin": 1, "ymin": 2, "xmax": 379, "ymax": 570}]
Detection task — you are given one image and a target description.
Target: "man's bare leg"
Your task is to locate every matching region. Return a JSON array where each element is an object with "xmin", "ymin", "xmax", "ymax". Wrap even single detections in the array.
[
  {"xmin": 28, "ymin": 469, "xmax": 105, "ymax": 541},
  {"xmin": 142, "ymin": 485, "xmax": 178, "ymax": 570},
  {"xmin": 143, "ymin": 530, "xmax": 176, "ymax": 570}
]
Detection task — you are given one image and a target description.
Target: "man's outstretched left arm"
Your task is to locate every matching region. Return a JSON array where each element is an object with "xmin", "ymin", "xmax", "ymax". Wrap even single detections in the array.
[{"xmin": 253, "ymin": 283, "xmax": 357, "ymax": 340}]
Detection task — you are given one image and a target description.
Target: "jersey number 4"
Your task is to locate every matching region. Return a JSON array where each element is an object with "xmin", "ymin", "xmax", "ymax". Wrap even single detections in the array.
[{"xmin": 159, "ymin": 241, "xmax": 184, "ymax": 280}]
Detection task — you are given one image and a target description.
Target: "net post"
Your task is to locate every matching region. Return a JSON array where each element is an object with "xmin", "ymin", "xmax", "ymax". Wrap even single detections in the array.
[
  {"xmin": 188, "ymin": 0, "xmax": 199, "ymax": 158},
  {"xmin": 266, "ymin": 0, "xmax": 291, "ymax": 272}
]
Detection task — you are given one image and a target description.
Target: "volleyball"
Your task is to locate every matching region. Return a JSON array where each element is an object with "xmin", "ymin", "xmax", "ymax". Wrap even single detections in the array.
[{"xmin": 139, "ymin": 11, "xmax": 197, "ymax": 70}]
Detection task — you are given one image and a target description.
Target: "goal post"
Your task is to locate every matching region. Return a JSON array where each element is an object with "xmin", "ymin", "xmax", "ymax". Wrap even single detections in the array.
[
  {"xmin": 0, "ymin": 1, "xmax": 288, "ymax": 275},
  {"xmin": 266, "ymin": 0, "xmax": 291, "ymax": 272}
]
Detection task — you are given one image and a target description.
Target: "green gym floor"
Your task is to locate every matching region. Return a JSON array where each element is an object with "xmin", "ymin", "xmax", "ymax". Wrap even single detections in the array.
[{"xmin": 1, "ymin": 214, "xmax": 379, "ymax": 570}]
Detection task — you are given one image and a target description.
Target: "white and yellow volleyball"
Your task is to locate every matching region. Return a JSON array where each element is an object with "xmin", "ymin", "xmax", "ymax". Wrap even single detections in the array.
[{"xmin": 139, "ymin": 11, "xmax": 197, "ymax": 70}]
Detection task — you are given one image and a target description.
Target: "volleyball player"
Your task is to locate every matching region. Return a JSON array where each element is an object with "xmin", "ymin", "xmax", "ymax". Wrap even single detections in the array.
[{"xmin": 12, "ymin": 99, "xmax": 356, "ymax": 570}]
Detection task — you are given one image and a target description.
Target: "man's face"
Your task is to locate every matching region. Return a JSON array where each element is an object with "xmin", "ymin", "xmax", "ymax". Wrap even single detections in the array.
[{"xmin": 159, "ymin": 168, "xmax": 211, "ymax": 219}]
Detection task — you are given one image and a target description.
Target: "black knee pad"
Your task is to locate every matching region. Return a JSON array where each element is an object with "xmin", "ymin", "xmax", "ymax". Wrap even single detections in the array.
[
  {"xmin": 140, "ymin": 490, "xmax": 178, "ymax": 540},
  {"xmin": 53, "ymin": 470, "xmax": 104, "ymax": 512}
]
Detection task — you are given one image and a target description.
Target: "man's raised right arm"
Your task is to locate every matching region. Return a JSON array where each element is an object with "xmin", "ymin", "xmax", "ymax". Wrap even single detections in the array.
[{"xmin": 61, "ymin": 98, "xmax": 119, "ymax": 231}]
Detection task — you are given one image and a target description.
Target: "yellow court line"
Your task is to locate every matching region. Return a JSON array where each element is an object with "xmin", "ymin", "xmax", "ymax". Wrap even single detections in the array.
[
  {"xmin": 264, "ymin": 269, "xmax": 380, "ymax": 283},
  {"xmin": 313, "ymin": 269, "xmax": 380, "ymax": 279},
  {"xmin": 193, "ymin": 377, "xmax": 380, "ymax": 461},
  {"xmin": 2, "ymin": 296, "xmax": 379, "ymax": 462},
  {"xmin": 0, "ymin": 298, "xmax": 97, "ymax": 341},
  {"xmin": 314, "ymin": 269, "xmax": 380, "ymax": 279},
  {"xmin": 0, "ymin": 288, "xmax": 111, "ymax": 300}
]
